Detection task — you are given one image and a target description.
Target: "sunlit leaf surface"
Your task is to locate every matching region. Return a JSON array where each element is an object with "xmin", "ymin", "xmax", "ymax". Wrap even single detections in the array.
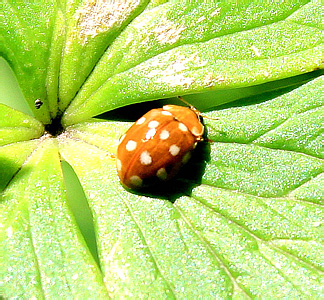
[{"xmin": 1, "ymin": 1, "xmax": 322, "ymax": 298}]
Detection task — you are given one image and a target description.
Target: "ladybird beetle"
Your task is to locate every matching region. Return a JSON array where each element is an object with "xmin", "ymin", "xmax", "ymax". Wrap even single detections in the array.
[{"xmin": 116, "ymin": 103, "xmax": 204, "ymax": 190}]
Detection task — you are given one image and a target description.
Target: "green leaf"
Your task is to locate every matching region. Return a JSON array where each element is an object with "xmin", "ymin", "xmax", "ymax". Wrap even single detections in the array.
[
  {"xmin": 1, "ymin": 1, "xmax": 323, "ymax": 298},
  {"xmin": 0, "ymin": 58, "xmax": 34, "ymax": 116},
  {"xmin": 0, "ymin": 104, "xmax": 44, "ymax": 146},
  {"xmin": 57, "ymin": 77, "xmax": 323, "ymax": 298},
  {"xmin": 58, "ymin": 0, "xmax": 149, "ymax": 111},
  {"xmin": 58, "ymin": 136, "xmax": 233, "ymax": 298},
  {"xmin": 0, "ymin": 1, "xmax": 57, "ymax": 123},
  {"xmin": 62, "ymin": 0, "xmax": 322, "ymax": 125},
  {"xmin": 1, "ymin": 138, "xmax": 108, "ymax": 298},
  {"xmin": 200, "ymin": 77, "xmax": 324, "ymax": 197},
  {"xmin": 0, "ymin": 140, "xmax": 40, "ymax": 191}
]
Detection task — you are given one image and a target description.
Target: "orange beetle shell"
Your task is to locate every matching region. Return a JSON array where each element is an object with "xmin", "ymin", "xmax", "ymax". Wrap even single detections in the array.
[{"xmin": 116, "ymin": 105, "xmax": 204, "ymax": 190}]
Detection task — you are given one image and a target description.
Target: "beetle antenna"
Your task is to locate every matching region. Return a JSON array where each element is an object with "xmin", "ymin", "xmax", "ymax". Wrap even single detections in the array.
[
  {"xmin": 178, "ymin": 96, "xmax": 218, "ymax": 120},
  {"xmin": 177, "ymin": 96, "xmax": 193, "ymax": 108},
  {"xmin": 178, "ymin": 96, "xmax": 200, "ymax": 115}
]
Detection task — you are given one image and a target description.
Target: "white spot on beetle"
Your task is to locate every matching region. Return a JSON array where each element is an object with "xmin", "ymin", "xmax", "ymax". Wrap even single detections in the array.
[
  {"xmin": 148, "ymin": 120, "xmax": 159, "ymax": 128},
  {"xmin": 140, "ymin": 151, "xmax": 152, "ymax": 165},
  {"xmin": 162, "ymin": 110, "xmax": 172, "ymax": 116},
  {"xmin": 169, "ymin": 145, "xmax": 180, "ymax": 156},
  {"xmin": 181, "ymin": 152, "xmax": 191, "ymax": 164},
  {"xmin": 119, "ymin": 134, "xmax": 126, "ymax": 144},
  {"xmin": 156, "ymin": 168, "xmax": 168, "ymax": 180},
  {"xmin": 145, "ymin": 128, "xmax": 156, "ymax": 140},
  {"xmin": 136, "ymin": 117, "xmax": 146, "ymax": 125},
  {"xmin": 192, "ymin": 126, "xmax": 203, "ymax": 137},
  {"xmin": 126, "ymin": 140, "xmax": 137, "ymax": 151},
  {"xmin": 163, "ymin": 105, "xmax": 173, "ymax": 111},
  {"xmin": 178, "ymin": 123, "xmax": 188, "ymax": 132},
  {"xmin": 116, "ymin": 159, "xmax": 122, "ymax": 171},
  {"xmin": 160, "ymin": 130, "xmax": 170, "ymax": 140},
  {"xmin": 130, "ymin": 175, "xmax": 142, "ymax": 187}
]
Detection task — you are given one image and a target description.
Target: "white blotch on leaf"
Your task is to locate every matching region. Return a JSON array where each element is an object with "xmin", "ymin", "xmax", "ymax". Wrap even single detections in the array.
[
  {"xmin": 76, "ymin": 0, "xmax": 137, "ymax": 43},
  {"xmin": 251, "ymin": 45, "xmax": 261, "ymax": 57}
]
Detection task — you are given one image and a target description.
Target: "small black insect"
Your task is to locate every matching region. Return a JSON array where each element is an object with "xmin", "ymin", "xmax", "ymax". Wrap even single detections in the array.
[{"xmin": 35, "ymin": 99, "xmax": 43, "ymax": 109}]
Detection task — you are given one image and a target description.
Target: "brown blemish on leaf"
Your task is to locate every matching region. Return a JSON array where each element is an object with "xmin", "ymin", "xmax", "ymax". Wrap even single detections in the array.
[
  {"xmin": 156, "ymin": 74, "xmax": 195, "ymax": 89},
  {"xmin": 154, "ymin": 19, "xmax": 186, "ymax": 45},
  {"xmin": 203, "ymin": 73, "xmax": 226, "ymax": 87}
]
